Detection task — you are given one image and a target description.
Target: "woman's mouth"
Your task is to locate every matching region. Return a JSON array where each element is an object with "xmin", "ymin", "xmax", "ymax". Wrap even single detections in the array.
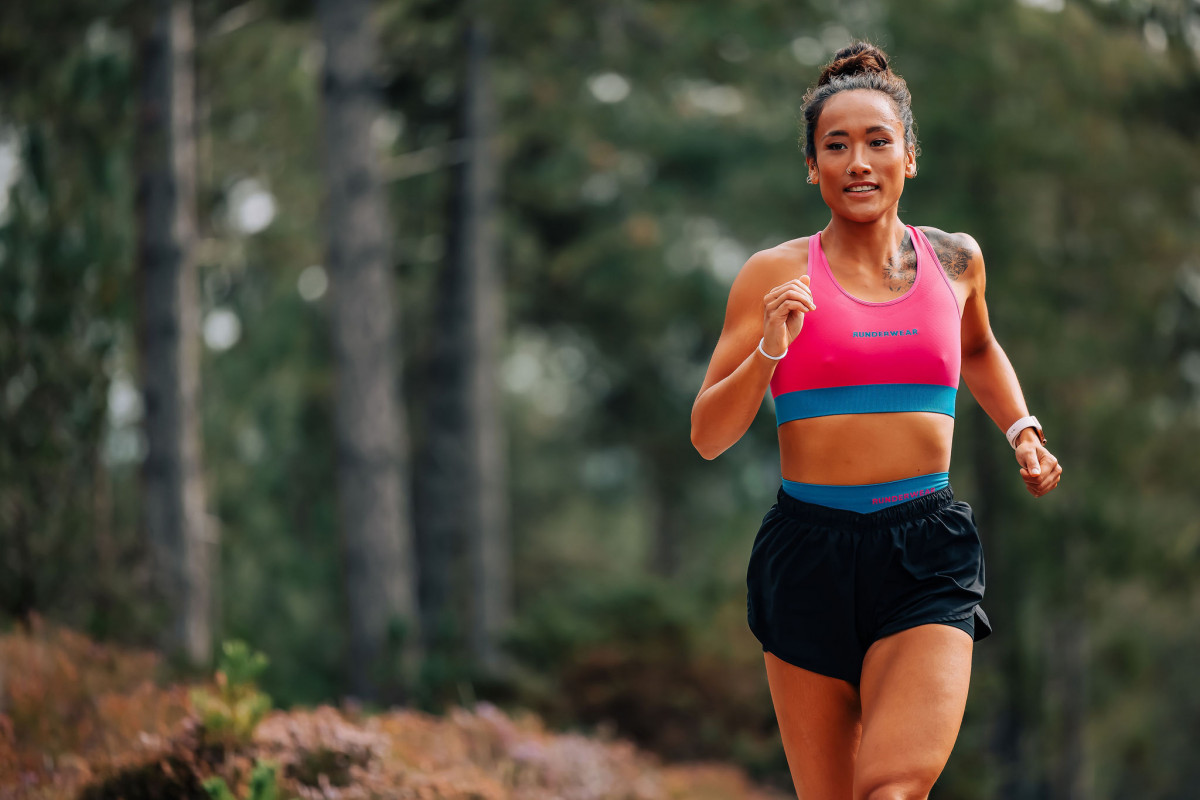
[{"xmin": 845, "ymin": 183, "xmax": 879, "ymax": 193}]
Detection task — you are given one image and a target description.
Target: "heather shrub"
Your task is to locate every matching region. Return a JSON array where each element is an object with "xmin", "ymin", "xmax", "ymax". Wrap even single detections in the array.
[
  {"xmin": 2, "ymin": 624, "xmax": 784, "ymax": 800},
  {"xmin": 254, "ymin": 706, "xmax": 385, "ymax": 791},
  {"xmin": 0, "ymin": 615, "xmax": 189, "ymax": 775}
]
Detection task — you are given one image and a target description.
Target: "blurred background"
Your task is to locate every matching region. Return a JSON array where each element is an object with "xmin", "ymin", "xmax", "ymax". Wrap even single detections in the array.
[{"xmin": 2, "ymin": 0, "xmax": 1199, "ymax": 797}]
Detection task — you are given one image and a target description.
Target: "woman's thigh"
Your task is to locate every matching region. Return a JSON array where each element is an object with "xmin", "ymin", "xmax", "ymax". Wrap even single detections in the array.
[
  {"xmin": 854, "ymin": 624, "xmax": 974, "ymax": 799},
  {"xmin": 764, "ymin": 651, "xmax": 862, "ymax": 800}
]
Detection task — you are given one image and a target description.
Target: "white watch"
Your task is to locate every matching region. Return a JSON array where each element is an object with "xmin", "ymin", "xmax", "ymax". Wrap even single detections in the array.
[{"xmin": 1006, "ymin": 415, "xmax": 1045, "ymax": 449}]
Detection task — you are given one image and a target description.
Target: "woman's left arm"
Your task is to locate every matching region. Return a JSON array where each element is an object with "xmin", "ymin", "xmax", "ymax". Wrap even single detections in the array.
[{"xmin": 954, "ymin": 235, "xmax": 1063, "ymax": 498}]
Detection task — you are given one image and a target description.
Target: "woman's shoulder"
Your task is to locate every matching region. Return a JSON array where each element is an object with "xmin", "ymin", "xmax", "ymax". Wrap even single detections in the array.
[
  {"xmin": 738, "ymin": 236, "xmax": 812, "ymax": 283},
  {"xmin": 722, "ymin": 236, "xmax": 812, "ymax": 311},
  {"xmin": 916, "ymin": 226, "xmax": 982, "ymax": 281}
]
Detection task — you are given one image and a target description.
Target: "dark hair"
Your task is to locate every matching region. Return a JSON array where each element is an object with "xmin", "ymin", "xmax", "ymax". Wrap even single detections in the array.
[{"xmin": 801, "ymin": 42, "xmax": 918, "ymax": 163}]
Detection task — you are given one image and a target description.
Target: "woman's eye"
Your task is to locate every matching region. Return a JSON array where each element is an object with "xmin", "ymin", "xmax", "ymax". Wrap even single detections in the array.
[
  {"xmin": 871, "ymin": 139, "xmax": 890, "ymax": 146},
  {"xmin": 826, "ymin": 142, "xmax": 846, "ymax": 150}
]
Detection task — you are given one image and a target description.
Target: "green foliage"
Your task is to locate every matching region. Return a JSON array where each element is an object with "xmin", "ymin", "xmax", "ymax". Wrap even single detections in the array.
[
  {"xmin": 203, "ymin": 760, "xmax": 285, "ymax": 800},
  {"xmin": 189, "ymin": 641, "xmax": 272, "ymax": 746},
  {"xmin": 218, "ymin": 640, "xmax": 269, "ymax": 688},
  {"xmin": 0, "ymin": 0, "xmax": 139, "ymax": 636},
  {"xmin": 506, "ymin": 579, "xmax": 700, "ymax": 672},
  {"xmin": 505, "ymin": 579, "xmax": 782, "ymax": 772},
  {"xmin": 202, "ymin": 776, "xmax": 236, "ymax": 800}
]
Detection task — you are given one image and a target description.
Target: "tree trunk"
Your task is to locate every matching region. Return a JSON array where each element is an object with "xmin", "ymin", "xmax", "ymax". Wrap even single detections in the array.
[
  {"xmin": 459, "ymin": 7, "xmax": 510, "ymax": 677},
  {"xmin": 418, "ymin": 5, "xmax": 511, "ymax": 675},
  {"xmin": 316, "ymin": 0, "xmax": 421, "ymax": 702},
  {"xmin": 135, "ymin": 0, "xmax": 213, "ymax": 668}
]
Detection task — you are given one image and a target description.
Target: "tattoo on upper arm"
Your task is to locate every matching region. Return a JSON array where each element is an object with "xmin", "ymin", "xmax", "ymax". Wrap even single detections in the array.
[
  {"xmin": 925, "ymin": 229, "xmax": 973, "ymax": 281},
  {"xmin": 882, "ymin": 232, "xmax": 917, "ymax": 293}
]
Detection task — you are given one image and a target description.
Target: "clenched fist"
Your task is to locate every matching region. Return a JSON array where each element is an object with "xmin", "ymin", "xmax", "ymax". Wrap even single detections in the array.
[
  {"xmin": 1016, "ymin": 440, "xmax": 1062, "ymax": 498},
  {"xmin": 760, "ymin": 274, "xmax": 815, "ymax": 357}
]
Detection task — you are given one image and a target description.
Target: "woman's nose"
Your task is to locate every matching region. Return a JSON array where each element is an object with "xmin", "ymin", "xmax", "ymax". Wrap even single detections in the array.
[{"xmin": 847, "ymin": 149, "xmax": 871, "ymax": 174}]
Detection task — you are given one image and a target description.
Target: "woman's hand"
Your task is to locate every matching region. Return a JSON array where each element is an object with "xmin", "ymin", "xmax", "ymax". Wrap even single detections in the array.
[
  {"xmin": 1015, "ymin": 441, "xmax": 1062, "ymax": 498},
  {"xmin": 761, "ymin": 275, "xmax": 815, "ymax": 357}
]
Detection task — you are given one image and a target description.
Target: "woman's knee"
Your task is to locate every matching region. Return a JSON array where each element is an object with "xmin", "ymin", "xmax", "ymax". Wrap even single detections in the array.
[{"xmin": 854, "ymin": 769, "xmax": 938, "ymax": 800}]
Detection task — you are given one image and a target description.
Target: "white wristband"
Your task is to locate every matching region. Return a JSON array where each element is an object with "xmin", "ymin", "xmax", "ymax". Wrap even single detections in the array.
[
  {"xmin": 1006, "ymin": 415, "xmax": 1044, "ymax": 449},
  {"xmin": 757, "ymin": 337, "xmax": 786, "ymax": 361}
]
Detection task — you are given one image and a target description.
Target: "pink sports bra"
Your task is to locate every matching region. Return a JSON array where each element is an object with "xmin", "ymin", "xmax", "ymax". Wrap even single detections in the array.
[{"xmin": 769, "ymin": 225, "xmax": 962, "ymax": 425}]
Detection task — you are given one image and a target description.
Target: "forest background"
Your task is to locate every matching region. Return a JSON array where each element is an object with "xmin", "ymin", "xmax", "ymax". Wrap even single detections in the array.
[{"xmin": 2, "ymin": 0, "xmax": 1199, "ymax": 798}]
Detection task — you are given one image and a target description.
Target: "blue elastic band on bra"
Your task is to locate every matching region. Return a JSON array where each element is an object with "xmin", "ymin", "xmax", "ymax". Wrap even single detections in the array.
[
  {"xmin": 781, "ymin": 472, "xmax": 950, "ymax": 514},
  {"xmin": 774, "ymin": 384, "xmax": 957, "ymax": 425}
]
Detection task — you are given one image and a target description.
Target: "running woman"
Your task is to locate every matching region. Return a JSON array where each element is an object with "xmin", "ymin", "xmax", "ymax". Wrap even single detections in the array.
[{"xmin": 690, "ymin": 42, "xmax": 1062, "ymax": 799}]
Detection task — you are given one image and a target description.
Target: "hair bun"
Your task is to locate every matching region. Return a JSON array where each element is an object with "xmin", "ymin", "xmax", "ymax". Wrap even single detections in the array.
[{"xmin": 817, "ymin": 42, "xmax": 890, "ymax": 86}]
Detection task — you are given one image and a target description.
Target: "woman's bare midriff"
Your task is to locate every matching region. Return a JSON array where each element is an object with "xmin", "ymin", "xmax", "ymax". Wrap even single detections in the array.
[{"xmin": 778, "ymin": 411, "xmax": 954, "ymax": 485}]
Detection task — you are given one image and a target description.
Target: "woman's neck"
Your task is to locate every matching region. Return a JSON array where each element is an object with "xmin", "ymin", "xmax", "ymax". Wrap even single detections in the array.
[{"xmin": 821, "ymin": 214, "xmax": 908, "ymax": 275}]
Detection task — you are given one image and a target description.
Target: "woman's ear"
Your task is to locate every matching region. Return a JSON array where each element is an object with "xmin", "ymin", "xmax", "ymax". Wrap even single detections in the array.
[
  {"xmin": 905, "ymin": 147, "xmax": 917, "ymax": 178},
  {"xmin": 806, "ymin": 161, "xmax": 819, "ymax": 185}
]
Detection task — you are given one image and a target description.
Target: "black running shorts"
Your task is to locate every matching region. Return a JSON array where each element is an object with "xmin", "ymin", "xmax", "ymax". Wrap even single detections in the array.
[{"xmin": 746, "ymin": 485, "xmax": 991, "ymax": 685}]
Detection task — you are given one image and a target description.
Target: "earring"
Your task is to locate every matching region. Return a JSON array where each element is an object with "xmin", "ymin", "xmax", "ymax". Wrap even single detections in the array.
[{"xmin": 806, "ymin": 175, "xmax": 814, "ymax": 184}]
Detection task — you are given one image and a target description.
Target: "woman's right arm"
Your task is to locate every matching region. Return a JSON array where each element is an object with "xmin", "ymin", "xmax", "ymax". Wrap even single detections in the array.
[{"xmin": 690, "ymin": 249, "xmax": 813, "ymax": 460}]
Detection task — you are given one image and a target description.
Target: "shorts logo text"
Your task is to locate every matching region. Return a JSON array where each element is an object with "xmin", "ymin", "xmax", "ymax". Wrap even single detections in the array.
[{"xmin": 873, "ymin": 487, "xmax": 936, "ymax": 506}]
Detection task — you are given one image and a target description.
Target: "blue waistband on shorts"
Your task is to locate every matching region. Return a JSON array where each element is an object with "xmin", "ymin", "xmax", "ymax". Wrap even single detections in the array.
[{"xmin": 780, "ymin": 472, "xmax": 950, "ymax": 514}]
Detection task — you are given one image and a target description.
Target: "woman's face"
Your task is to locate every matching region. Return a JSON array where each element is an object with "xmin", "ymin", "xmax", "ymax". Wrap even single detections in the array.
[{"xmin": 808, "ymin": 89, "xmax": 916, "ymax": 223}]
